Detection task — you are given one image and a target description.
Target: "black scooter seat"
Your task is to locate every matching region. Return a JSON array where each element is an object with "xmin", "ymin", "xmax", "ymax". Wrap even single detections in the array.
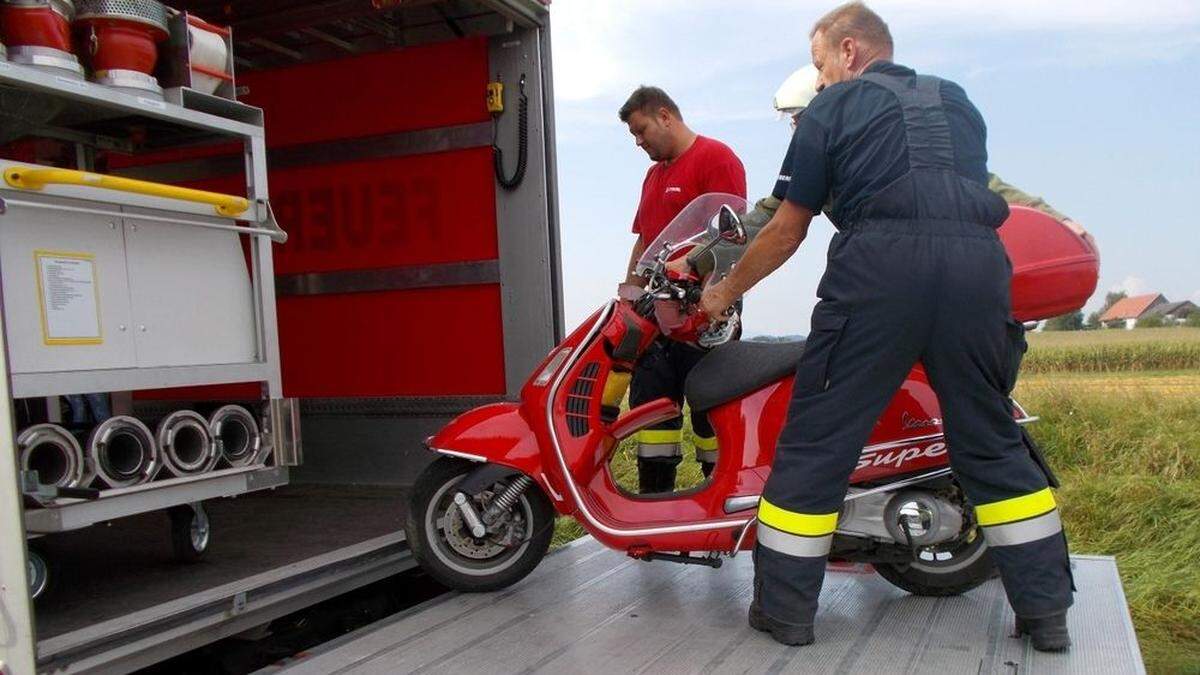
[{"xmin": 684, "ymin": 340, "xmax": 806, "ymax": 413}]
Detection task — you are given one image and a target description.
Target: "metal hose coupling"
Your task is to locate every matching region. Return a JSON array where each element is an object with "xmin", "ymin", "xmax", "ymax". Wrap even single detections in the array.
[
  {"xmin": 17, "ymin": 423, "xmax": 86, "ymax": 488},
  {"xmin": 88, "ymin": 416, "xmax": 160, "ymax": 488},
  {"xmin": 209, "ymin": 405, "xmax": 262, "ymax": 467},
  {"xmin": 156, "ymin": 410, "xmax": 219, "ymax": 476}
]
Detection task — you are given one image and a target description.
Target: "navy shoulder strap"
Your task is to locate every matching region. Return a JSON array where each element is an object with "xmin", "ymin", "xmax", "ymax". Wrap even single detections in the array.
[{"xmin": 859, "ymin": 72, "xmax": 955, "ymax": 171}]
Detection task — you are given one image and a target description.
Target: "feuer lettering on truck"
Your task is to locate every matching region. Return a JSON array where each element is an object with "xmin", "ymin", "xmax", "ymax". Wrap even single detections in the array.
[
  {"xmin": 272, "ymin": 176, "xmax": 440, "ymax": 253},
  {"xmin": 856, "ymin": 440, "xmax": 947, "ymax": 471}
]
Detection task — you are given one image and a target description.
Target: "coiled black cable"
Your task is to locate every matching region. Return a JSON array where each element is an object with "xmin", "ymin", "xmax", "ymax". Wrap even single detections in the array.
[{"xmin": 493, "ymin": 74, "xmax": 528, "ymax": 191}]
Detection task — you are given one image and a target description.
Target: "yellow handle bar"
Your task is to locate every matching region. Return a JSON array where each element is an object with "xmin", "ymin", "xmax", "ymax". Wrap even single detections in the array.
[{"xmin": 4, "ymin": 167, "xmax": 250, "ymax": 218}]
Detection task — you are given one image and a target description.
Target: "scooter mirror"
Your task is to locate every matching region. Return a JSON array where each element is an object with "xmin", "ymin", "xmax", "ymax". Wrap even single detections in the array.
[{"xmin": 717, "ymin": 205, "xmax": 747, "ymax": 245}]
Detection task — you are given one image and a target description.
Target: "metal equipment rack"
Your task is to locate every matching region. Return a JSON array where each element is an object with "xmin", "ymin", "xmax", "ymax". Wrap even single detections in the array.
[{"xmin": 0, "ymin": 55, "xmax": 296, "ymax": 674}]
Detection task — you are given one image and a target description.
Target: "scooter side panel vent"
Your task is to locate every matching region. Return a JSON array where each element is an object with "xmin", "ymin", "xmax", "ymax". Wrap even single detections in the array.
[{"xmin": 566, "ymin": 362, "xmax": 600, "ymax": 437}]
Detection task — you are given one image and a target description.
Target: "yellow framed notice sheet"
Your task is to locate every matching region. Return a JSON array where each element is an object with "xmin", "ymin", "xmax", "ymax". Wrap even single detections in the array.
[{"xmin": 34, "ymin": 250, "xmax": 103, "ymax": 345}]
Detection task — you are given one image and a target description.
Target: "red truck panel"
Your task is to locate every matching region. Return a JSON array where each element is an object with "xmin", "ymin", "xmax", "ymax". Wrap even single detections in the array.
[
  {"xmin": 278, "ymin": 286, "xmax": 506, "ymax": 397},
  {"xmin": 270, "ymin": 148, "xmax": 498, "ymax": 274},
  {"xmin": 136, "ymin": 37, "xmax": 505, "ymax": 400},
  {"xmin": 239, "ymin": 37, "xmax": 490, "ymax": 145}
]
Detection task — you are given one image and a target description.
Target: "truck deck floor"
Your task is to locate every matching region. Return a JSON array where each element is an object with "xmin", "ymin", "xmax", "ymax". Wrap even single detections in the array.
[
  {"xmin": 34, "ymin": 484, "xmax": 408, "ymax": 640},
  {"xmin": 267, "ymin": 536, "xmax": 1144, "ymax": 674}
]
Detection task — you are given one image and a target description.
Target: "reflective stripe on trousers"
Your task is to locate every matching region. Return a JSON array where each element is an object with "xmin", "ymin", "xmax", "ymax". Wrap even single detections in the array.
[
  {"xmin": 756, "ymin": 497, "xmax": 837, "ymax": 558},
  {"xmin": 694, "ymin": 434, "xmax": 718, "ymax": 463},
  {"xmin": 976, "ymin": 487, "xmax": 1064, "ymax": 547},
  {"xmin": 637, "ymin": 429, "xmax": 682, "ymax": 458}
]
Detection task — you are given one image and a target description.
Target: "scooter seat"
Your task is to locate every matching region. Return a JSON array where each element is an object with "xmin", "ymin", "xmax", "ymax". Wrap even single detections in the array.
[{"xmin": 684, "ymin": 340, "xmax": 806, "ymax": 412}]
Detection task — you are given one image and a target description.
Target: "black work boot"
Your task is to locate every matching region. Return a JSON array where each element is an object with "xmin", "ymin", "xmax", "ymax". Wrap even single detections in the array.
[
  {"xmin": 1015, "ymin": 612, "xmax": 1071, "ymax": 652},
  {"xmin": 637, "ymin": 458, "xmax": 678, "ymax": 494},
  {"xmin": 749, "ymin": 547, "xmax": 815, "ymax": 646},
  {"xmin": 700, "ymin": 461, "xmax": 715, "ymax": 479}
]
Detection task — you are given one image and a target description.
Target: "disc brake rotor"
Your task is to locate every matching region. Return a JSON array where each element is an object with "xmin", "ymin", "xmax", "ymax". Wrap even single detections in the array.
[{"xmin": 441, "ymin": 501, "xmax": 507, "ymax": 560}]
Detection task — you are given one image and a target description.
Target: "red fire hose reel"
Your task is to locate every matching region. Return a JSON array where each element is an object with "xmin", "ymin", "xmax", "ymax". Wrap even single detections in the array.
[
  {"xmin": 0, "ymin": 0, "xmax": 236, "ymax": 101},
  {"xmin": 73, "ymin": 0, "xmax": 168, "ymax": 97},
  {"xmin": 0, "ymin": 0, "xmax": 85, "ymax": 79}
]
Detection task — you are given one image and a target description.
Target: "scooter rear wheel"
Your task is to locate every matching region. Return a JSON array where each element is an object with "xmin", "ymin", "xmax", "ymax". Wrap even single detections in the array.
[
  {"xmin": 873, "ymin": 530, "xmax": 996, "ymax": 596},
  {"xmin": 407, "ymin": 457, "xmax": 554, "ymax": 592}
]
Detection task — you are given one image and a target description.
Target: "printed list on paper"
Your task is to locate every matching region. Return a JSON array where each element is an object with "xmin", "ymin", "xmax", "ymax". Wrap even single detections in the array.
[{"xmin": 38, "ymin": 255, "xmax": 101, "ymax": 342}]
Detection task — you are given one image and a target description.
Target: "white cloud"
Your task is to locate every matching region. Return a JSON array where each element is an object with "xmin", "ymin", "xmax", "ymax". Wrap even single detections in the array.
[{"xmin": 1110, "ymin": 275, "xmax": 1151, "ymax": 297}]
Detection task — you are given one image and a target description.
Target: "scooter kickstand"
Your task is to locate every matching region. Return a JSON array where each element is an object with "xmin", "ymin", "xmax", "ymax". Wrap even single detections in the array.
[{"xmin": 639, "ymin": 551, "xmax": 724, "ymax": 568}]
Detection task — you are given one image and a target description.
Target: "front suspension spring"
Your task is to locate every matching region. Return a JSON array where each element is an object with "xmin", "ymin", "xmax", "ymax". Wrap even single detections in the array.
[{"xmin": 484, "ymin": 475, "xmax": 533, "ymax": 523}]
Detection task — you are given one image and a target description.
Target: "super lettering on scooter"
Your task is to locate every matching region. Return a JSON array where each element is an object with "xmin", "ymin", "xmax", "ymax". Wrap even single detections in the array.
[{"xmin": 856, "ymin": 441, "xmax": 947, "ymax": 471}]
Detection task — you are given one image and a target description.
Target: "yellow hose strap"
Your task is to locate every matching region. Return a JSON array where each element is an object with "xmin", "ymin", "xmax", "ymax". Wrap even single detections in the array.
[
  {"xmin": 975, "ymin": 487, "xmax": 1057, "ymax": 527},
  {"xmin": 693, "ymin": 435, "xmax": 718, "ymax": 451},
  {"xmin": 4, "ymin": 167, "xmax": 250, "ymax": 217},
  {"xmin": 757, "ymin": 498, "xmax": 838, "ymax": 536},
  {"xmin": 637, "ymin": 428, "xmax": 682, "ymax": 445},
  {"xmin": 601, "ymin": 371, "xmax": 631, "ymax": 407}
]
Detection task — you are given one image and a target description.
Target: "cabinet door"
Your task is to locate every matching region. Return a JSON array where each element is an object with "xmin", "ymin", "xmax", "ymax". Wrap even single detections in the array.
[
  {"xmin": 123, "ymin": 210, "xmax": 258, "ymax": 368},
  {"xmin": 0, "ymin": 197, "xmax": 137, "ymax": 373}
]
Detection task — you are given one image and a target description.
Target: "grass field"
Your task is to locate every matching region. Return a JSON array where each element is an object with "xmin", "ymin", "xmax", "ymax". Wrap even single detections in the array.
[
  {"xmin": 551, "ymin": 329, "xmax": 1200, "ymax": 673},
  {"xmin": 1015, "ymin": 369, "xmax": 1200, "ymax": 673}
]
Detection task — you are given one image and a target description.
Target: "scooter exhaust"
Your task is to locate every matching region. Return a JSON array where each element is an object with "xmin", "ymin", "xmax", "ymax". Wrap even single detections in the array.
[
  {"xmin": 88, "ymin": 416, "xmax": 160, "ymax": 488},
  {"xmin": 209, "ymin": 405, "xmax": 261, "ymax": 467},
  {"xmin": 17, "ymin": 424, "xmax": 86, "ymax": 488},
  {"xmin": 156, "ymin": 410, "xmax": 219, "ymax": 476}
]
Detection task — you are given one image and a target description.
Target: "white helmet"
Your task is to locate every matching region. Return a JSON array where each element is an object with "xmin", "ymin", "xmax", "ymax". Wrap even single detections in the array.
[{"xmin": 773, "ymin": 64, "xmax": 820, "ymax": 115}]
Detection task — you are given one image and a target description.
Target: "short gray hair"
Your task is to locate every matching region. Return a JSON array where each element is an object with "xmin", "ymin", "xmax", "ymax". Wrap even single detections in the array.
[{"xmin": 810, "ymin": 2, "xmax": 893, "ymax": 54}]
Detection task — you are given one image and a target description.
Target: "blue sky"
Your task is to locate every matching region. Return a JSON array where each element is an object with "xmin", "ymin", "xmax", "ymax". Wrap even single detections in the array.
[{"xmin": 548, "ymin": 0, "xmax": 1200, "ymax": 336}]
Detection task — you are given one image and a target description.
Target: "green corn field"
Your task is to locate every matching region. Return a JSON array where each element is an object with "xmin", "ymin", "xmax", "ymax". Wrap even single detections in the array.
[{"xmin": 1023, "ymin": 327, "xmax": 1200, "ymax": 373}]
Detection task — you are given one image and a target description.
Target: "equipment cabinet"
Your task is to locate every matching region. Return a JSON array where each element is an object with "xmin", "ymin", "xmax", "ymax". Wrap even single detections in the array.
[{"xmin": 0, "ymin": 51, "xmax": 295, "ymax": 673}]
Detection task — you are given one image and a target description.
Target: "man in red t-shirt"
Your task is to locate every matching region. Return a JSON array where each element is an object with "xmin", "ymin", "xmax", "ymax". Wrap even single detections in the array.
[{"xmin": 617, "ymin": 85, "xmax": 747, "ymax": 493}]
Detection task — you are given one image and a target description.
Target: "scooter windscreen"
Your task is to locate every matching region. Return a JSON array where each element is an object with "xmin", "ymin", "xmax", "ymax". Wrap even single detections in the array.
[{"xmin": 634, "ymin": 192, "xmax": 749, "ymax": 277}]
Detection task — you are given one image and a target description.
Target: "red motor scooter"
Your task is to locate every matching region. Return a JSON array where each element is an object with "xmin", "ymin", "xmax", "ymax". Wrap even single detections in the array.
[{"xmin": 406, "ymin": 193, "xmax": 1099, "ymax": 597}]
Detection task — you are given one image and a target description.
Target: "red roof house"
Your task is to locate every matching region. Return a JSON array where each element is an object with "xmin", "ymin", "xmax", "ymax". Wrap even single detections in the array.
[{"xmin": 1099, "ymin": 293, "xmax": 1168, "ymax": 327}]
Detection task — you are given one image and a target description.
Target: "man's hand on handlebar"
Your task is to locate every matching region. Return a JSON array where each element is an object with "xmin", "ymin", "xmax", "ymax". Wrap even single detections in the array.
[
  {"xmin": 664, "ymin": 257, "xmax": 692, "ymax": 277},
  {"xmin": 700, "ymin": 279, "xmax": 738, "ymax": 324}
]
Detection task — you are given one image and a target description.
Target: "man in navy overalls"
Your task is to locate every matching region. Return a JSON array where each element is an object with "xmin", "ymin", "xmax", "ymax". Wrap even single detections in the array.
[{"xmin": 701, "ymin": 2, "xmax": 1074, "ymax": 652}]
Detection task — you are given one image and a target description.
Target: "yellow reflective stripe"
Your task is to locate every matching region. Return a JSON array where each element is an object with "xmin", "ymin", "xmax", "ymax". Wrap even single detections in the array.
[
  {"xmin": 975, "ymin": 487, "xmax": 1057, "ymax": 526},
  {"xmin": 693, "ymin": 435, "xmax": 718, "ymax": 451},
  {"xmin": 637, "ymin": 429, "xmax": 682, "ymax": 444},
  {"xmin": 601, "ymin": 371, "xmax": 631, "ymax": 407},
  {"xmin": 757, "ymin": 498, "xmax": 838, "ymax": 536}
]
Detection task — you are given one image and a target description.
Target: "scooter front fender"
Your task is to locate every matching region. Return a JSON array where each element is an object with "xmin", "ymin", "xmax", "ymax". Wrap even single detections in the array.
[{"xmin": 426, "ymin": 403, "xmax": 568, "ymax": 510}]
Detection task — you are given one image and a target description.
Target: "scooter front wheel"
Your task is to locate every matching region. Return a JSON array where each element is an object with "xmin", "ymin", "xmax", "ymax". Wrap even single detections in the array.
[{"xmin": 406, "ymin": 457, "xmax": 554, "ymax": 592}]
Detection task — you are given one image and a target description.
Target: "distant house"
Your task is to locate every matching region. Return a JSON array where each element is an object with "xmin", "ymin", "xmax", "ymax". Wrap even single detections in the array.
[
  {"xmin": 1144, "ymin": 300, "xmax": 1199, "ymax": 325},
  {"xmin": 1099, "ymin": 293, "xmax": 1169, "ymax": 329}
]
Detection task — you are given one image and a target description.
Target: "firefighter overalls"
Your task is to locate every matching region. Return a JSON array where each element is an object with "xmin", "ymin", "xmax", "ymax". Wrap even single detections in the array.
[
  {"xmin": 755, "ymin": 68, "xmax": 1074, "ymax": 631},
  {"xmin": 630, "ymin": 340, "xmax": 718, "ymax": 493}
]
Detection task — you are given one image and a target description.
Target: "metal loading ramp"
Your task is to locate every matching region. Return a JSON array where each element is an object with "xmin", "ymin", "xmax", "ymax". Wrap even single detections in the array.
[{"xmin": 263, "ymin": 537, "xmax": 1145, "ymax": 675}]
